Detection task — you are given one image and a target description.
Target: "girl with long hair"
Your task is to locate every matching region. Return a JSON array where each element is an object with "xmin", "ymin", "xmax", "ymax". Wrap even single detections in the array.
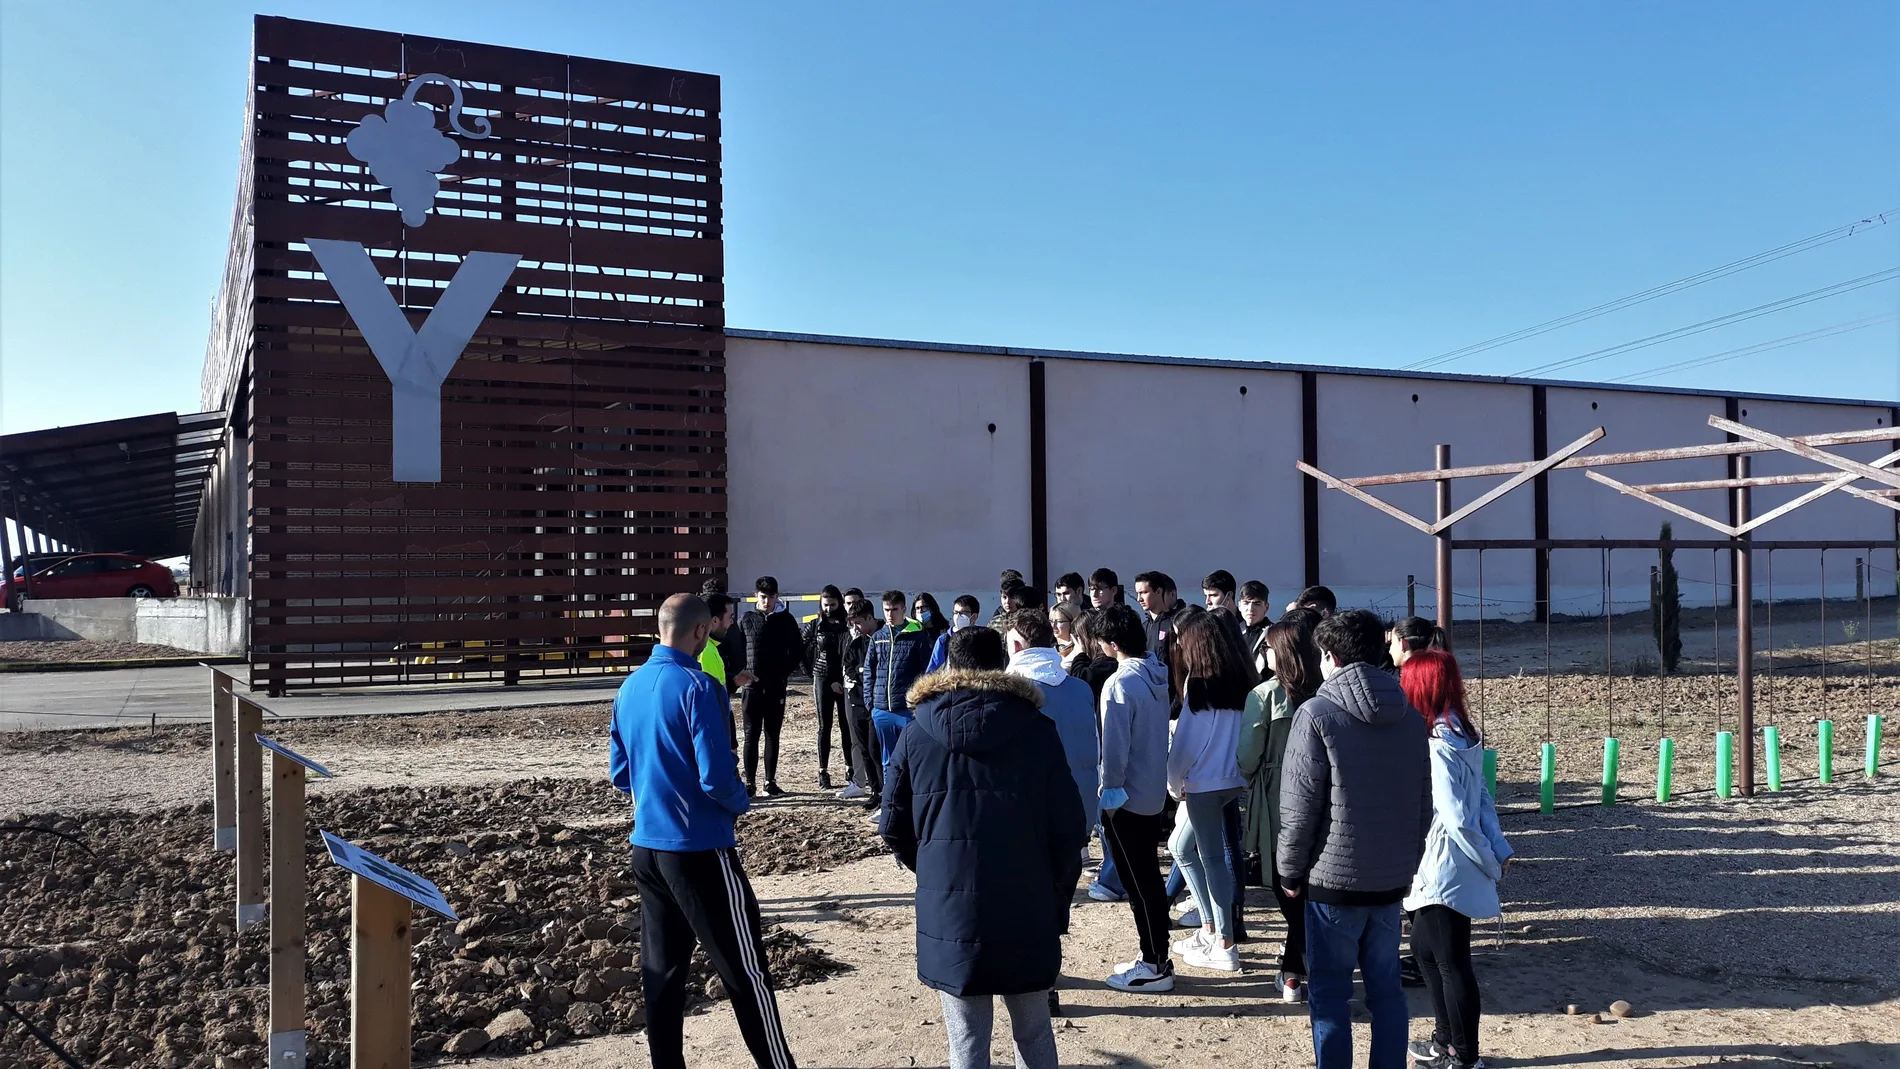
[
  {"xmin": 913, "ymin": 592, "xmax": 950, "ymax": 646},
  {"xmin": 1163, "ymin": 609, "xmax": 1256, "ymax": 973},
  {"xmin": 1399, "ymin": 649, "xmax": 1513, "ymax": 1069},
  {"xmin": 1237, "ymin": 611, "xmax": 1323, "ymax": 1002}
]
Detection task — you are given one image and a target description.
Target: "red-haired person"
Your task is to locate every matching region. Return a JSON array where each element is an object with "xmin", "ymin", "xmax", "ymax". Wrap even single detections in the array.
[{"xmin": 1398, "ymin": 650, "xmax": 1514, "ymax": 1069}]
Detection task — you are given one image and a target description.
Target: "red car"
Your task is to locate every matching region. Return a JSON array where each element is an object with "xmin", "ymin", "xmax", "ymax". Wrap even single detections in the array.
[{"xmin": 3, "ymin": 553, "xmax": 179, "ymax": 610}]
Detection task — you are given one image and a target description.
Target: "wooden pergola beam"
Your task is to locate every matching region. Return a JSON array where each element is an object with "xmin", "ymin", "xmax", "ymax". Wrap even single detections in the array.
[
  {"xmin": 1733, "ymin": 448, "xmax": 1900, "ymax": 535},
  {"xmin": 1344, "ymin": 426, "xmax": 1896, "ymax": 487},
  {"xmin": 1708, "ymin": 416, "xmax": 1900, "ymax": 493},
  {"xmin": 1428, "ymin": 427, "xmax": 1603, "ymax": 534},
  {"xmin": 1584, "ymin": 470, "xmax": 1741, "ymax": 537},
  {"xmin": 1295, "ymin": 461, "xmax": 1437, "ymax": 535}
]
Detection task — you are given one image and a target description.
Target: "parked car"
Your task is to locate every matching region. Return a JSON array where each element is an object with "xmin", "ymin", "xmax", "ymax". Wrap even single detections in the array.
[{"xmin": 3, "ymin": 553, "xmax": 179, "ymax": 610}]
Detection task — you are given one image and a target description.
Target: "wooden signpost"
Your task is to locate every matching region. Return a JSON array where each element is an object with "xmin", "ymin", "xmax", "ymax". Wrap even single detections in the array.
[
  {"xmin": 257, "ymin": 735, "xmax": 335, "ymax": 1069},
  {"xmin": 210, "ymin": 667, "xmax": 238, "ymax": 850},
  {"xmin": 236, "ymin": 694, "xmax": 268, "ymax": 928},
  {"xmin": 321, "ymin": 832, "xmax": 458, "ymax": 1069}
]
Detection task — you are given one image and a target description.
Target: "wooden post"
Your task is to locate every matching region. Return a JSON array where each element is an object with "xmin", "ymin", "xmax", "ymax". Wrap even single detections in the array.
[
  {"xmin": 351, "ymin": 876, "xmax": 413, "ymax": 1069},
  {"xmin": 236, "ymin": 696, "xmax": 267, "ymax": 927},
  {"xmin": 270, "ymin": 753, "xmax": 309, "ymax": 1069},
  {"xmin": 1435, "ymin": 444, "xmax": 1454, "ymax": 650},
  {"xmin": 1735, "ymin": 456, "xmax": 1755, "ymax": 798},
  {"xmin": 212, "ymin": 670, "xmax": 237, "ymax": 851}
]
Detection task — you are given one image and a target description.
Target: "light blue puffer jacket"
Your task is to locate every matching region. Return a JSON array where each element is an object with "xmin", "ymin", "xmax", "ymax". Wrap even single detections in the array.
[{"xmin": 1403, "ymin": 722, "xmax": 1514, "ymax": 919}]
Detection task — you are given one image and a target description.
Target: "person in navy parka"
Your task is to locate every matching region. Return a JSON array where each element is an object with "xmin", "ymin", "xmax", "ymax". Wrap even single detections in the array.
[{"xmin": 881, "ymin": 626, "xmax": 1088, "ymax": 1069}]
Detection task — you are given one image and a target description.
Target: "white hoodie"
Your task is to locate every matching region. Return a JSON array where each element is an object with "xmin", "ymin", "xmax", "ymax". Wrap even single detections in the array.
[{"xmin": 1167, "ymin": 702, "xmax": 1246, "ymax": 797}]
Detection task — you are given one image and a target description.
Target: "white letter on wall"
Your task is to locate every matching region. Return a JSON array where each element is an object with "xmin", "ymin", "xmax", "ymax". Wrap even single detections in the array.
[{"xmin": 307, "ymin": 239, "xmax": 520, "ymax": 482}]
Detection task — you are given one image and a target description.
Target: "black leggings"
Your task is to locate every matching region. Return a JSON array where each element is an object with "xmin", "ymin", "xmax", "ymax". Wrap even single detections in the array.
[
  {"xmin": 846, "ymin": 695, "xmax": 881, "ymax": 796},
  {"xmin": 1411, "ymin": 904, "xmax": 1481, "ymax": 1062},
  {"xmin": 1270, "ymin": 873, "xmax": 1307, "ymax": 976},
  {"xmin": 741, "ymin": 678, "xmax": 788, "ymax": 788},
  {"xmin": 814, "ymin": 676, "xmax": 848, "ymax": 778},
  {"xmin": 1102, "ymin": 807, "xmax": 1169, "ymax": 967}
]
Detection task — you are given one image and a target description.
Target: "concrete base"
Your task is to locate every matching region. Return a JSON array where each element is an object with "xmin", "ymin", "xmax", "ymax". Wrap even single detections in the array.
[
  {"xmin": 268, "ymin": 1029, "xmax": 306, "ymax": 1069},
  {"xmin": 19, "ymin": 596, "xmax": 246, "ymax": 655},
  {"xmin": 0, "ymin": 612, "xmax": 79, "ymax": 641}
]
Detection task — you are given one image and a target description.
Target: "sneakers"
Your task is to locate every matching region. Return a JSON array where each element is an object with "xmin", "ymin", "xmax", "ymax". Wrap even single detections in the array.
[
  {"xmin": 763, "ymin": 781, "xmax": 786, "ymax": 797},
  {"xmin": 1104, "ymin": 959, "xmax": 1175, "ymax": 993},
  {"xmin": 1415, "ymin": 1053, "xmax": 1485, "ymax": 1069},
  {"xmin": 836, "ymin": 781, "xmax": 869, "ymax": 800},
  {"xmin": 1170, "ymin": 928, "xmax": 1212, "ymax": 957},
  {"xmin": 1181, "ymin": 937, "xmax": 1241, "ymax": 973},
  {"xmin": 1174, "ymin": 907, "xmax": 1203, "ymax": 929},
  {"xmin": 1409, "ymin": 1041, "xmax": 1447, "ymax": 1063},
  {"xmin": 1047, "ymin": 989, "xmax": 1063, "ymax": 1018},
  {"xmin": 1087, "ymin": 882, "xmax": 1127, "ymax": 903},
  {"xmin": 818, "ymin": 771, "xmax": 834, "ymax": 790},
  {"xmin": 1279, "ymin": 973, "xmax": 1308, "ymax": 1003}
]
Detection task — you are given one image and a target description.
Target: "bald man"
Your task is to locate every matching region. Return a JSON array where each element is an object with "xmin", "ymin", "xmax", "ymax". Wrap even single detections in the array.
[{"xmin": 610, "ymin": 593, "xmax": 797, "ymax": 1069}]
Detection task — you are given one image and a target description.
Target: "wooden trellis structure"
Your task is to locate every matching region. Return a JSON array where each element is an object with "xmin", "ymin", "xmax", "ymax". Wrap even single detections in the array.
[{"xmin": 1300, "ymin": 416, "xmax": 1900, "ymax": 797}]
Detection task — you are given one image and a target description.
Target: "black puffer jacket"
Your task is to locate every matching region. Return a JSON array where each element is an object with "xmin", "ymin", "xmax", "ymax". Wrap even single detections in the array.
[
  {"xmin": 801, "ymin": 611, "xmax": 850, "ymax": 681},
  {"xmin": 737, "ymin": 608, "xmax": 803, "ymax": 684},
  {"xmin": 881, "ymin": 669, "xmax": 1088, "ymax": 996},
  {"xmin": 1275, "ymin": 662, "xmax": 1430, "ymax": 905}
]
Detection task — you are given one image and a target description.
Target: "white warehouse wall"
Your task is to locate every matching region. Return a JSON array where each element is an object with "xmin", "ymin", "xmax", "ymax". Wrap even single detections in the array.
[
  {"xmin": 1043, "ymin": 358, "xmax": 1305, "ymax": 608},
  {"xmin": 1738, "ymin": 398, "xmax": 1897, "ymax": 603}
]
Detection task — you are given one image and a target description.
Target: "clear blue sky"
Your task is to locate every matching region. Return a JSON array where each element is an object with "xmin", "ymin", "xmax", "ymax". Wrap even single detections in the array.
[{"xmin": 3, "ymin": 2, "xmax": 1895, "ymax": 434}]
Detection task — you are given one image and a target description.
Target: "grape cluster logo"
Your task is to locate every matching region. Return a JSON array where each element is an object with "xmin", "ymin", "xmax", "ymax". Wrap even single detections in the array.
[{"xmin": 346, "ymin": 73, "xmax": 493, "ymax": 227}]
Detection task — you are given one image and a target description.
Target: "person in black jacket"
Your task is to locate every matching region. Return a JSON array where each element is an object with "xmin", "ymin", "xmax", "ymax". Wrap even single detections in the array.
[
  {"xmin": 882, "ymin": 626, "xmax": 1087, "ymax": 1069},
  {"xmin": 801, "ymin": 585, "xmax": 853, "ymax": 790},
  {"xmin": 839, "ymin": 599, "xmax": 882, "ymax": 805},
  {"xmin": 737, "ymin": 575, "xmax": 805, "ymax": 797},
  {"xmin": 1238, "ymin": 580, "xmax": 1273, "ymax": 672}
]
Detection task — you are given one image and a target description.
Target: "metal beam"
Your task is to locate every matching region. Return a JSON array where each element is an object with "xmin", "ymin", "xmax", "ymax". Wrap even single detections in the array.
[
  {"xmin": 1429, "ymin": 427, "xmax": 1603, "ymax": 534},
  {"xmin": 1709, "ymin": 416, "xmax": 1900, "ymax": 493},
  {"xmin": 1295, "ymin": 461, "xmax": 1437, "ymax": 535},
  {"xmin": 1733, "ymin": 448, "xmax": 1900, "ymax": 535},
  {"xmin": 1584, "ymin": 470, "xmax": 1741, "ymax": 537}
]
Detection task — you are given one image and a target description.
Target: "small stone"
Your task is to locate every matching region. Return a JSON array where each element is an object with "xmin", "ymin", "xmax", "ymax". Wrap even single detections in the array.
[
  {"xmin": 1592, "ymin": 1013, "xmax": 1610, "ymax": 1025},
  {"xmin": 572, "ymin": 971, "xmax": 607, "ymax": 1002},
  {"xmin": 565, "ymin": 1001, "xmax": 607, "ymax": 1037},
  {"xmin": 445, "ymin": 841, "xmax": 472, "ymax": 857},
  {"xmin": 486, "ymin": 1008, "xmax": 534, "ymax": 1038},
  {"xmin": 1609, "ymin": 1000, "xmax": 1633, "ymax": 1018},
  {"xmin": 547, "ymin": 985, "xmax": 572, "ymax": 1007},
  {"xmin": 1565, "ymin": 1004, "xmax": 1579, "ymax": 1015},
  {"xmin": 443, "ymin": 1028, "xmax": 490, "ymax": 1055},
  {"xmin": 502, "ymin": 880, "xmax": 520, "ymax": 904}
]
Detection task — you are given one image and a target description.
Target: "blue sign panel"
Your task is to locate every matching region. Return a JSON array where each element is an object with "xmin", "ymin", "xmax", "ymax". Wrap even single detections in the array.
[
  {"xmin": 321, "ymin": 831, "xmax": 458, "ymax": 920},
  {"xmin": 254, "ymin": 734, "xmax": 335, "ymax": 778}
]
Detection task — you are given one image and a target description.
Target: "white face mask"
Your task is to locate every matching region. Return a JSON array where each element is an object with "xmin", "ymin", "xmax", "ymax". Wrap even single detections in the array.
[
  {"xmin": 953, "ymin": 612, "xmax": 974, "ymax": 630},
  {"xmin": 1319, "ymin": 651, "xmax": 1341, "ymax": 681}
]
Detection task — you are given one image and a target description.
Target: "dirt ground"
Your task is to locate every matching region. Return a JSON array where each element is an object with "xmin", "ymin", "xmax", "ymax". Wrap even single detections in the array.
[
  {"xmin": 0, "ymin": 639, "xmax": 198, "ymax": 664},
  {"xmin": 3, "ymin": 636, "xmax": 1897, "ymax": 1068}
]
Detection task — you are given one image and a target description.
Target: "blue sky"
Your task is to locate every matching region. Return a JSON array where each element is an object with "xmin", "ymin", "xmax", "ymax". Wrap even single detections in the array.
[{"xmin": 2, "ymin": 2, "xmax": 1895, "ymax": 434}]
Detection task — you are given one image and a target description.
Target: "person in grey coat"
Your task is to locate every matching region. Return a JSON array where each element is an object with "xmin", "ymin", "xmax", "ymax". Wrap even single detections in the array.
[{"xmin": 1276, "ymin": 609, "xmax": 1429, "ymax": 1069}]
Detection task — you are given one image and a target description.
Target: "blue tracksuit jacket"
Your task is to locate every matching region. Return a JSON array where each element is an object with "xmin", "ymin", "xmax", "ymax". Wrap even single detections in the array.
[{"xmin": 610, "ymin": 643, "xmax": 751, "ymax": 851}]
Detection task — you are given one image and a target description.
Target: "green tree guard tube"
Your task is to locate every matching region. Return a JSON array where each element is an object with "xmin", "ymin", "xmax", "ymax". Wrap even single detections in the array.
[
  {"xmin": 1716, "ymin": 731, "xmax": 1734, "ymax": 799},
  {"xmin": 1656, "ymin": 738, "xmax": 1675, "ymax": 802},
  {"xmin": 1601, "ymin": 737, "xmax": 1620, "ymax": 806},
  {"xmin": 1818, "ymin": 720, "xmax": 1834, "ymax": 784},
  {"xmin": 1539, "ymin": 742, "xmax": 1556, "ymax": 814},
  {"xmin": 1764, "ymin": 726, "xmax": 1782, "ymax": 791},
  {"xmin": 1869, "ymin": 714, "xmax": 1885, "ymax": 778},
  {"xmin": 1483, "ymin": 748, "xmax": 1498, "ymax": 798}
]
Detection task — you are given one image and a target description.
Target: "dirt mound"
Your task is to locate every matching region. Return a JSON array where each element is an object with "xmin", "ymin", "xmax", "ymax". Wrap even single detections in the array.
[{"xmin": 0, "ymin": 778, "xmax": 873, "ymax": 1067}]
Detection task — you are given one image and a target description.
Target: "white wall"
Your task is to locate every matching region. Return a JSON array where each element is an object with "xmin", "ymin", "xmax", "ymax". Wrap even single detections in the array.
[
  {"xmin": 1044, "ymin": 358, "xmax": 1304, "ymax": 606},
  {"xmin": 1737, "ymin": 399, "xmax": 1897, "ymax": 603},
  {"xmin": 1315, "ymin": 375, "xmax": 1535, "ymax": 616},
  {"xmin": 726, "ymin": 337, "xmax": 1031, "ymax": 600},
  {"xmin": 20, "ymin": 597, "xmax": 246, "ymax": 654},
  {"xmin": 1546, "ymin": 387, "xmax": 1727, "ymax": 614}
]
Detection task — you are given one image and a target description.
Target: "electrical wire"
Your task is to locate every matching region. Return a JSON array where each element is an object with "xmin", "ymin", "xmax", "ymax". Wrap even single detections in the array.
[
  {"xmin": 1510, "ymin": 267, "xmax": 1900, "ymax": 378},
  {"xmin": 1604, "ymin": 314, "xmax": 1900, "ymax": 385},
  {"xmin": 1404, "ymin": 209, "xmax": 1895, "ymax": 372}
]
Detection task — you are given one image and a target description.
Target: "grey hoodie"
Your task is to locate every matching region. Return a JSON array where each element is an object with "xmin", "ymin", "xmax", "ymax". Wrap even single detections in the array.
[
  {"xmin": 1098, "ymin": 654, "xmax": 1171, "ymax": 817},
  {"xmin": 1275, "ymin": 662, "xmax": 1430, "ymax": 905}
]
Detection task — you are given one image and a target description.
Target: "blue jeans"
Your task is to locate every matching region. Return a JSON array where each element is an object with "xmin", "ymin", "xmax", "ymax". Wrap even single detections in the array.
[
  {"xmin": 1305, "ymin": 899, "xmax": 1407, "ymax": 1069},
  {"xmin": 870, "ymin": 709, "xmax": 913, "ymax": 786},
  {"xmin": 1171, "ymin": 789, "xmax": 1242, "ymax": 942},
  {"xmin": 1095, "ymin": 835, "xmax": 1126, "ymax": 895}
]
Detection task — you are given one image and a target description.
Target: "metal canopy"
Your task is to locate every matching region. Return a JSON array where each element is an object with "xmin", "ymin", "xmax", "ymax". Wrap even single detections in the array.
[{"xmin": 0, "ymin": 411, "xmax": 225, "ymax": 559}]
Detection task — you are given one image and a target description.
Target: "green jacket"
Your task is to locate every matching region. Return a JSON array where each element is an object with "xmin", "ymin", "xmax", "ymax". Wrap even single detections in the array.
[
  {"xmin": 1238, "ymin": 678, "xmax": 1300, "ymax": 868},
  {"xmin": 698, "ymin": 636, "xmax": 726, "ymax": 687}
]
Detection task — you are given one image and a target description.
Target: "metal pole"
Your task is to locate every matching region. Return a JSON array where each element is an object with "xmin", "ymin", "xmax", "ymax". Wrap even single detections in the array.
[
  {"xmin": 1736, "ymin": 456, "xmax": 1755, "ymax": 797},
  {"xmin": 1407, "ymin": 575, "xmax": 1416, "ymax": 618},
  {"xmin": 1435, "ymin": 444, "xmax": 1453, "ymax": 650}
]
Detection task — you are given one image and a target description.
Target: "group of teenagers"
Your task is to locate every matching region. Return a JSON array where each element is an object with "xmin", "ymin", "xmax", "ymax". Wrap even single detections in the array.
[{"xmin": 610, "ymin": 567, "xmax": 1514, "ymax": 1069}]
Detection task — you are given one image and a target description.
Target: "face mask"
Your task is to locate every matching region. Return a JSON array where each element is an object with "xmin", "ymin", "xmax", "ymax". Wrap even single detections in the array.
[
  {"xmin": 953, "ymin": 612, "xmax": 973, "ymax": 630},
  {"xmin": 919, "ymin": 609, "xmax": 934, "ymax": 624}
]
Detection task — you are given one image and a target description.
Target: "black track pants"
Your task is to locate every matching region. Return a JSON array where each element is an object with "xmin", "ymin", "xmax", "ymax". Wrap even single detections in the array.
[
  {"xmin": 741, "ymin": 678, "xmax": 788, "ymax": 787},
  {"xmin": 846, "ymin": 693, "xmax": 881, "ymax": 795},
  {"xmin": 1101, "ymin": 807, "xmax": 1169, "ymax": 966},
  {"xmin": 631, "ymin": 845, "xmax": 797, "ymax": 1069},
  {"xmin": 813, "ymin": 676, "xmax": 848, "ymax": 778}
]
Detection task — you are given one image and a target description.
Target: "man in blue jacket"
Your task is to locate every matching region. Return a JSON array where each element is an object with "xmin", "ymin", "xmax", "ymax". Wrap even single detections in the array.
[
  {"xmin": 610, "ymin": 594, "xmax": 797, "ymax": 1069},
  {"xmin": 862, "ymin": 589, "xmax": 933, "ymax": 797}
]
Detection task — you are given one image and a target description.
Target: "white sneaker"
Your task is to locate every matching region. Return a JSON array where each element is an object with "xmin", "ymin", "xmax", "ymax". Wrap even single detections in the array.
[
  {"xmin": 1170, "ymin": 928, "xmax": 1211, "ymax": 957},
  {"xmin": 1280, "ymin": 973, "xmax": 1308, "ymax": 1003},
  {"xmin": 1104, "ymin": 960, "xmax": 1175, "ymax": 993},
  {"xmin": 1182, "ymin": 938, "xmax": 1241, "ymax": 973},
  {"xmin": 836, "ymin": 781, "xmax": 869, "ymax": 800}
]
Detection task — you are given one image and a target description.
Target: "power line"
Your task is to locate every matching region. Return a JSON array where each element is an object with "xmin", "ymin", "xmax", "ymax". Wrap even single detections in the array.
[
  {"xmin": 1403, "ymin": 209, "xmax": 1895, "ymax": 372},
  {"xmin": 1509, "ymin": 267, "xmax": 1900, "ymax": 378},
  {"xmin": 1603, "ymin": 314, "xmax": 1899, "ymax": 385}
]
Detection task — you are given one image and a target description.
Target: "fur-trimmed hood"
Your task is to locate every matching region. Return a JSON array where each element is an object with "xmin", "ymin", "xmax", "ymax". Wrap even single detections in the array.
[
  {"xmin": 906, "ymin": 667, "xmax": 1045, "ymax": 709},
  {"xmin": 907, "ymin": 668, "xmax": 1046, "ymax": 757}
]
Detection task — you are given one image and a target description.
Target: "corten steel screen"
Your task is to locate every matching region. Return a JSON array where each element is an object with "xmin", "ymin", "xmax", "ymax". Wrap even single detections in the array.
[{"xmin": 244, "ymin": 17, "xmax": 724, "ymax": 692}]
